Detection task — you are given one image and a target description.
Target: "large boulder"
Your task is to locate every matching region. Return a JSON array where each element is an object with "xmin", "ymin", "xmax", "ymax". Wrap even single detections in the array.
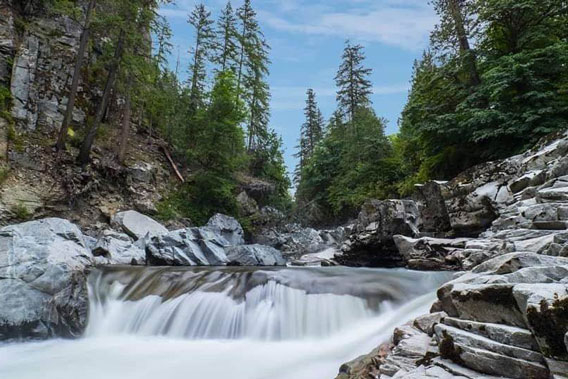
[
  {"xmin": 206, "ymin": 213, "xmax": 245, "ymax": 246},
  {"xmin": 338, "ymin": 199, "xmax": 419, "ymax": 267},
  {"xmin": 92, "ymin": 230, "xmax": 146, "ymax": 265},
  {"xmin": 413, "ymin": 181, "xmax": 452, "ymax": 236},
  {"xmin": 0, "ymin": 218, "xmax": 93, "ymax": 340},
  {"xmin": 146, "ymin": 227, "xmax": 230, "ymax": 266},
  {"xmin": 111, "ymin": 210, "xmax": 168, "ymax": 240},
  {"xmin": 226, "ymin": 244, "xmax": 286, "ymax": 266}
]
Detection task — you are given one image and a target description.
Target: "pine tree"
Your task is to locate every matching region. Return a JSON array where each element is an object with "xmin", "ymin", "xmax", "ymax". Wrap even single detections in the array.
[
  {"xmin": 187, "ymin": 3, "xmax": 215, "ymax": 111},
  {"xmin": 294, "ymin": 89, "xmax": 324, "ymax": 185},
  {"xmin": 236, "ymin": 0, "xmax": 271, "ymax": 151},
  {"xmin": 430, "ymin": 0, "xmax": 480, "ymax": 86},
  {"xmin": 56, "ymin": 0, "xmax": 97, "ymax": 152},
  {"xmin": 214, "ymin": 1, "xmax": 238, "ymax": 72},
  {"xmin": 335, "ymin": 41, "xmax": 373, "ymax": 128}
]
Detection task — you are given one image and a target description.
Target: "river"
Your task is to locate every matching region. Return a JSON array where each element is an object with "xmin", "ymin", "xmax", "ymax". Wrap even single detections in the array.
[{"xmin": 0, "ymin": 266, "xmax": 451, "ymax": 379}]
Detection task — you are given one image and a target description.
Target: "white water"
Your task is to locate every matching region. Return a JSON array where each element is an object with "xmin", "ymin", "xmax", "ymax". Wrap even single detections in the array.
[{"xmin": 0, "ymin": 267, "xmax": 451, "ymax": 379}]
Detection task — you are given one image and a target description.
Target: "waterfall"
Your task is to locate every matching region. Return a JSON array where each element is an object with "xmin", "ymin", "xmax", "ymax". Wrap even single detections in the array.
[{"xmin": 0, "ymin": 266, "xmax": 452, "ymax": 379}]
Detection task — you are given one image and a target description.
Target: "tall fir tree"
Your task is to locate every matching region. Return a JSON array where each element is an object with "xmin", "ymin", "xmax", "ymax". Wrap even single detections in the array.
[
  {"xmin": 187, "ymin": 3, "xmax": 215, "ymax": 111},
  {"xmin": 236, "ymin": 0, "xmax": 271, "ymax": 151},
  {"xmin": 214, "ymin": 1, "xmax": 238, "ymax": 72},
  {"xmin": 294, "ymin": 89, "xmax": 324, "ymax": 185},
  {"xmin": 335, "ymin": 41, "xmax": 373, "ymax": 128}
]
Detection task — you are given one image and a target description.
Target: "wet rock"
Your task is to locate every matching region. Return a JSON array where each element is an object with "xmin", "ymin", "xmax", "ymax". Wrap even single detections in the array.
[
  {"xmin": 111, "ymin": 210, "xmax": 168, "ymax": 240},
  {"xmin": 0, "ymin": 218, "xmax": 93, "ymax": 340},
  {"xmin": 226, "ymin": 244, "xmax": 286, "ymax": 266}
]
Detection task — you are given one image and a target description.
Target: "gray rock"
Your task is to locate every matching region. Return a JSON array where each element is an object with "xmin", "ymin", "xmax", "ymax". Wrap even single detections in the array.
[
  {"xmin": 111, "ymin": 210, "xmax": 168, "ymax": 240},
  {"xmin": 0, "ymin": 218, "xmax": 93, "ymax": 340},
  {"xmin": 339, "ymin": 199, "xmax": 420, "ymax": 267},
  {"xmin": 127, "ymin": 162, "xmax": 156, "ymax": 184},
  {"xmin": 435, "ymin": 323, "xmax": 544, "ymax": 363},
  {"xmin": 236, "ymin": 191, "xmax": 259, "ymax": 216},
  {"xmin": 414, "ymin": 312, "xmax": 447, "ymax": 335},
  {"xmin": 92, "ymin": 230, "xmax": 146, "ymax": 265},
  {"xmin": 226, "ymin": 244, "xmax": 286, "ymax": 266},
  {"xmin": 443, "ymin": 317, "xmax": 539, "ymax": 351},
  {"xmin": 206, "ymin": 213, "xmax": 245, "ymax": 246},
  {"xmin": 146, "ymin": 228, "xmax": 220, "ymax": 266}
]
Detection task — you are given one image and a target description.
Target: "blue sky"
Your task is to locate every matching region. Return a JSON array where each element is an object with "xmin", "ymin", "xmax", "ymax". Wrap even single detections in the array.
[{"xmin": 159, "ymin": 0, "xmax": 437, "ymax": 178}]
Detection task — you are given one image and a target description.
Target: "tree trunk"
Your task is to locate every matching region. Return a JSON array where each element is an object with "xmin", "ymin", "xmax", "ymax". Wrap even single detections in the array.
[
  {"xmin": 116, "ymin": 76, "xmax": 132, "ymax": 164},
  {"xmin": 448, "ymin": 0, "xmax": 481, "ymax": 86},
  {"xmin": 56, "ymin": 0, "xmax": 96, "ymax": 152},
  {"xmin": 235, "ymin": 21, "xmax": 247, "ymax": 106},
  {"xmin": 77, "ymin": 30, "xmax": 124, "ymax": 165}
]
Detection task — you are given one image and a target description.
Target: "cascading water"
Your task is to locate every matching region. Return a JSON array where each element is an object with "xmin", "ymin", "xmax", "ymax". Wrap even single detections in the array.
[{"xmin": 0, "ymin": 266, "xmax": 451, "ymax": 379}]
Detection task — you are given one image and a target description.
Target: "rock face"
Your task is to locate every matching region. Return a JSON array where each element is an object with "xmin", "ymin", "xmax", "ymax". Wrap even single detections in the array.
[
  {"xmin": 111, "ymin": 210, "xmax": 168, "ymax": 240},
  {"xmin": 338, "ymin": 199, "xmax": 419, "ymax": 267},
  {"xmin": 0, "ymin": 218, "xmax": 93, "ymax": 340}
]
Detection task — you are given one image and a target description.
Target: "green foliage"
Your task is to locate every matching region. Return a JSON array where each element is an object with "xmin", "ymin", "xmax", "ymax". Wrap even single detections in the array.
[
  {"xmin": 11, "ymin": 203, "xmax": 31, "ymax": 221},
  {"xmin": 397, "ymin": 0, "xmax": 568, "ymax": 183},
  {"xmin": 0, "ymin": 167, "xmax": 9, "ymax": 186},
  {"xmin": 297, "ymin": 107, "xmax": 399, "ymax": 222}
]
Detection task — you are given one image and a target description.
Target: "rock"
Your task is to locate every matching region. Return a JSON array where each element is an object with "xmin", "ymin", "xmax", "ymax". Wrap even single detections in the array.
[
  {"xmin": 111, "ymin": 210, "xmax": 168, "ymax": 240},
  {"xmin": 127, "ymin": 162, "xmax": 155, "ymax": 184},
  {"xmin": 442, "ymin": 317, "xmax": 539, "ymax": 351},
  {"xmin": 414, "ymin": 312, "xmax": 448, "ymax": 336},
  {"xmin": 254, "ymin": 223, "xmax": 340, "ymax": 259},
  {"xmin": 512, "ymin": 284, "xmax": 568, "ymax": 361},
  {"xmin": 226, "ymin": 244, "xmax": 286, "ymax": 266},
  {"xmin": 92, "ymin": 230, "xmax": 146, "ymax": 265},
  {"xmin": 146, "ymin": 228, "xmax": 228, "ymax": 266},
  {"xmin": 413, "ymin": 181, "xmax": 452, "ymax": 235},
  {"xmin": 339, "ymin": 200, "xmax": 420, "ymax": 267},
  {"xmin": 206, "ymin": 213, "xmax": 245, "ymax": 246},
  {"xmin": 0, "ymin": 218, "xmax": 93, "ymax": 340},
  {"xmin": 236, "ymin": 191, "xmax": 259, "ymax": 216}
]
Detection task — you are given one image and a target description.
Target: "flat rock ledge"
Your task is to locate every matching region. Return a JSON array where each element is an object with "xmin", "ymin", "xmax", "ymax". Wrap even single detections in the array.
[{"xmin": 338, "ymin": 252, "xmax": 568, "ymax": 379}]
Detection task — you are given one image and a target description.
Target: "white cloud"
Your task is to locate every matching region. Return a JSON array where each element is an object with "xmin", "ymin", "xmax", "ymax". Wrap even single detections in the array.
[{"xmin": 258, "ymin": 2, "xmax": 436, "ymax": 51}]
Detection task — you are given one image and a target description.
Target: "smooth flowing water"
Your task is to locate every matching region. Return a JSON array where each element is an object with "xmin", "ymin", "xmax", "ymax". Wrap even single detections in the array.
[{"xmin": 0, "ymin": 266, "xmax": 451, "ymax": 379}]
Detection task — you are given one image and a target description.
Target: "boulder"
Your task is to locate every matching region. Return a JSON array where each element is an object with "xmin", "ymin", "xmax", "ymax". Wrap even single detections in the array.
[
  {"xmin": 206, "ymin": 213, "xmax": 245, "ymax": 246},
  {"xmin": 339, "ymin": 200, "xmax": 419, "ymax": 267},
  {"xmin": 226, "ymin": 244, "xmax": 286, "ymax": 266},
  {"xmin": 413, "ymin": 181, "xmax": 452, "ymax": 235},
  {"xmin": 92, "ymin": 230, "xmax": 146, "ymax": 265},
  {"xmin": 111, "ymin": 210, "xmax": 168, "ymax": 240},
  {"xmin": 0, "ymin": 218, "xmax": 93, "ymax": 340},
  {"xmin": 146, "ymin": 228, "xmax": 229, "ymax": 266},
  {"xmin": 236, "ymin": 191, "xmax": 259, "ymax": 216}
]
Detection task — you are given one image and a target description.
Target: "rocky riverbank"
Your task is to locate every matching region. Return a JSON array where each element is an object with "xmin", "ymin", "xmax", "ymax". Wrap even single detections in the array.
[
  {"xmin": 336, "ymin": 131, "xmax": 568, "ymax": 378},
  {"xmin": 0, "ymin": 211, "xmax": 286, "ymax": 340}
]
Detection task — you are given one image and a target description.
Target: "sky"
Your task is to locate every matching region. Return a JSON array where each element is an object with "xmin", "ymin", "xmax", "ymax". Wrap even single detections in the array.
[{"xmin": 159, "ymin": 0, "xmax": 438, "ymax": 178}]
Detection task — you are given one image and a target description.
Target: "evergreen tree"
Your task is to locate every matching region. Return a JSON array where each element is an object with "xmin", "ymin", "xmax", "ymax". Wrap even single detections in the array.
[
  {"xmin": 187, "ymin": 3, "xmax": 215, "ymax": 111},
  {"xmin": 214, "ymin": 1, "xmax": 238, "ymax": 72},
  {"xmin": 294, "ymin": 89, "xmax": 324, "ymax": 184},
  {"xmin": 430, "ymin": 0, "xmax": 480, "ymax": 86},
  {"xmin": 335, "ymin": 41, "xmax": 373, "ymax": 128},
  {"xmin": 236, "ymin": 0, "xmax": 271, "ymax": 151}
]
